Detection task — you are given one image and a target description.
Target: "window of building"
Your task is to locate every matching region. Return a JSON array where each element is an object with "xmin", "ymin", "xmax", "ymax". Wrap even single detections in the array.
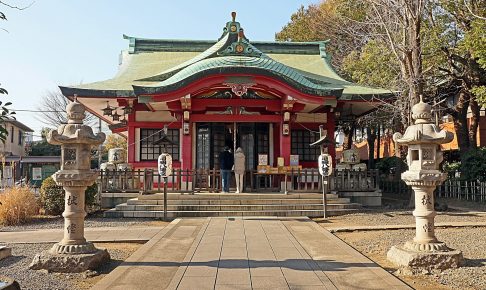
[
  {"xmin": 140, "ymin": 128, "xmax": 180, "ymax": 161},
  {"xmin": 10, "ymin": 126, "xmax": 14, "ymax": 143},
  {"xmin": 291, "ymin": 129, "xmax": 320, "ymax": 162},
  {"xmin": 18, "ymin": 130, "xmax": 23, "ymax": 145}
]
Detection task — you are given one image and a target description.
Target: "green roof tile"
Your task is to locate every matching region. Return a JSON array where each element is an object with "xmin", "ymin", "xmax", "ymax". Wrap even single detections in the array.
[{"xmin": 61, "ymin": 16, "xmax": 392, "ymax": 101}]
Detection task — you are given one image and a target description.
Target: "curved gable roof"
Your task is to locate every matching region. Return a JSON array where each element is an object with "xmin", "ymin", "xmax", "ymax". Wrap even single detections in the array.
[
  {"xmin": 60, "ymin": 13, "xmax": 393, "ymax": 101},
  {"xmin": 133, "ymin": 56, "xmax": 343, "ymax": 97}
]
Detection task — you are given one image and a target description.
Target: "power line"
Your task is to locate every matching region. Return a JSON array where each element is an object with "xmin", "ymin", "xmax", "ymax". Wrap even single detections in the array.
[
  {"xmin": 10, "ymin": 109, "xmax": 65, "ymax": 113},
  {"xmin": 126, "ymin": 120, "xmax": 177, "ymax": 148}
]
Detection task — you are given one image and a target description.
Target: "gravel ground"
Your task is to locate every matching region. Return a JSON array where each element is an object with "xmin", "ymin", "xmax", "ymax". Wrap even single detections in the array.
[
  {"xmin": 0, "ymin": 242, "xmax": 141, "ymax": 290},
  {"xmin": 316, "ymin": 198, "xmax": 486, "ymax": 289},
  {"xmin": 0, "ymin": 214, "xmax": 167, "ymax": 232},
  {"xmin": 336, "ymin": 227, "xmax": 486, "ymax": 290},
  {"xmin": 317, "ymin": 198, "xmax": 486, "ymax": 228}
]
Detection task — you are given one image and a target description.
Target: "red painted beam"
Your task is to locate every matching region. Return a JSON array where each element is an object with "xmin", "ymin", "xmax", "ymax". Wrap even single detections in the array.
[
  {"xmin": 189, "ymin": 114, "xmax": 281, "ymax": 123},
  {"xmin": 191, "ymin": 99, "xmax": 281, "ymax": 112},
  {"xmin": 112, "ymin": 126, "xmax": 128, "ymax": 133},
  {"xmin": 140, "ymin": 74, "xmax": 335, "ymax": 105},
  {"xmin": 128, "ymin": 122, "xmax": 181, "ymax": 129}
]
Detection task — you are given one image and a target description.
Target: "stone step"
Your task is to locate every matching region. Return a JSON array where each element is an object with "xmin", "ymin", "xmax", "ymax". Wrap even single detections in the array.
[
  {"xmin": 126, "ymin": 197, "xmax": 350, "ymax": 206},
  {"xmin": 136, "ymin": 193, "xmax": 336, "ymax": 200},
  {"xmin": 104, "ymin": 192, "xmax": 362, "ymax": 219},
  {"xmin": 104, "ymin": 208, "xmax": 361, "ymax": 218},
  {"xmin": 115, "ymin": 203, "xmax": 359, "ymax": 212}
]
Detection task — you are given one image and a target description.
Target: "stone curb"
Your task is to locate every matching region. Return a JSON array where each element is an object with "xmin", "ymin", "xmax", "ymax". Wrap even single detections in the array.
[{"xmin": 325, "ymin": 222, "xmax": 486, "ymax": 233}]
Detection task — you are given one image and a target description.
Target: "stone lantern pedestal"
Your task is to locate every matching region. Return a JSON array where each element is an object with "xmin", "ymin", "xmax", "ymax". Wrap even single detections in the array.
[
  {"xmin": 29, "ymin": 99, "xmax": 109, "ymax": 273},
  {"xmin": 387, "ymin": 97, "xmax": 463, "ymax": 270}
]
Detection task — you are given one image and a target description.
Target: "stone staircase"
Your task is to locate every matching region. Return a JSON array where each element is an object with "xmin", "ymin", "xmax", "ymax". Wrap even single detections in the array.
[{"xmin": 104, "ymin": 192, "xmax": 361, "ymax": 218}]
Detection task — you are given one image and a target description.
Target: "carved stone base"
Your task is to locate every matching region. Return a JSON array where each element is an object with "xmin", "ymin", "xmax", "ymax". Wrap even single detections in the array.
[
  {"xmin": 0, "ymin": 275, "xmax": 21, "ymax": 290},
  {"xmin": 0, "ymin": 246, "xmax": 11, "ymax": 261},
  {"xmin": 387, "ymin": 244, "xmax": 463, "ymax": 270},
  {"xmin": 49, "ymin": 242, "xmax": 97, "ymax": 255},
  {"xmin": 29, "ymin": 248, "xmax": 110, "ymax": 273},
  {"xmin": 403, "ymin": 241, "xmax": 450, "ymax": 252}
]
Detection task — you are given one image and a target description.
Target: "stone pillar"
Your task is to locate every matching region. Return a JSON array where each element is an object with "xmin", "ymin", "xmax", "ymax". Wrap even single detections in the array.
[
  {"xmin": 412, "ymin": 185, "xmax": 437, "ymax": 245},
  {"xmin": 387, "ymin": 97, "xmax": 463, "ymax": 270},
  {"xmin": 30, "ymin": 99, "xmax": 109, "ymax": 273},
  {"xmin": 62, "ymin": 186, "xmax": 87, "ymax": 245}
]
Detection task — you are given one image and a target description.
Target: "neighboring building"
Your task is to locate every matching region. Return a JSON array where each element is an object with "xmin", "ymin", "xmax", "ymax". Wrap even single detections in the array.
[
  {"xmin": 0, "ymin": 119, "xmax": 33, "ymax": 157},
  {"xmin": 0, "ymin": 119, "xmax": 34, "ymax": 185},
  {"xmin": 59, "ymin": 13, "xmax": 393, "ymax": 173},
  {"xmin": 0, "ymin": 120, "xmax": 61, "ymax": 187}
]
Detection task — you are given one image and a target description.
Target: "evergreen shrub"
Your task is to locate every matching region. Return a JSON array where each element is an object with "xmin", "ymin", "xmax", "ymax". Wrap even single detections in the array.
[
  {"xmin": 40, "ymin": 176, "xmax": 98, "ymax": 215},
  {"xmin": 375, "ymin": 156, "xmax": 407, "ymax": 175},
  {"xmin": 459, "ymin": 147, "xmax": 486, "ymax": 182}
]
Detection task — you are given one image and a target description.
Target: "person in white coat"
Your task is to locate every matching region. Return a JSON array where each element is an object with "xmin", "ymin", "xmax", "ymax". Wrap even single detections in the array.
[{"xmin": 234, "ymin": 147, "xmax": 246, "ymax": 193}]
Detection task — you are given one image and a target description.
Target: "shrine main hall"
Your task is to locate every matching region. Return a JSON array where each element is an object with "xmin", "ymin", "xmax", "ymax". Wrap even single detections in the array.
[{"xmin": 60, "ymin": 13, "xmax": 391, "ymax": 175}]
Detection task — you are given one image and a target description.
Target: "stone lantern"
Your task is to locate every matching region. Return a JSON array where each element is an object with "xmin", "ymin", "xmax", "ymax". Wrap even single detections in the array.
[
  {"xmin": 30, "ymin": 99, "xmax": 109, "ymax": 272},
  {"xmin": 387, "ymin": 97, "xmax": 463, "ymax": 270}
]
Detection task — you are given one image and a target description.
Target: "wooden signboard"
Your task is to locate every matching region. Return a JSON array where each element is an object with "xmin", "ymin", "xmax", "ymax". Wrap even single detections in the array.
[
  {"xmin": 289, "ymin": 155, "xmax": 299, "ymax": 166},
  {"xmin": 258, "ymin": 154, "xmax": 268, "ymax": 166},
  {"xmin": 277, "ymin": 157, "xmax": 285, "ymax": 167}
]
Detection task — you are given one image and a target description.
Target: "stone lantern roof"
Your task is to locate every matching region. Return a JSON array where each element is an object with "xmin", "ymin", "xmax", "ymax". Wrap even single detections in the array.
[
  {"xmin": 411, "ymin": 96, "xmax": 433, "ymax": 124},
  {"xmin": 66, "ymin": 98, "xmax": 86, "ymax": 124},
  {"xmin": 47, "ymin": 99, "xmax": 105, "ymax": 146},
  {"xmin": 393, "ymin": 97, "xmax": 453, "ymax": 146}
]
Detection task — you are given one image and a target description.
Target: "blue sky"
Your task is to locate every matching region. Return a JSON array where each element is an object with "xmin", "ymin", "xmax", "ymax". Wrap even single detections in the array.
[{"xmin": 0, "ymin": 0, "xmax": 317, "ymax": 138}]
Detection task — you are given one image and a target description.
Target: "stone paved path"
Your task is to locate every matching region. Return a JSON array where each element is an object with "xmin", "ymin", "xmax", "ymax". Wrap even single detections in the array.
[
  {"xmin": 0, "ymin": 227, "xmax": 164, "ymax": 243},
  {"xmin": 93, "ymin": 217, "xmax": 411, "ymax": 290}
]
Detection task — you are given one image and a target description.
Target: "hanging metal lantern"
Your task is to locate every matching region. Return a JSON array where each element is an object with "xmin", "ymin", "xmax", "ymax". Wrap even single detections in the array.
[
  {"xmin": 120, "ymin": 114, "xmax": 128, "ymax": 125},
  {"xmin": 112, "ymin": 110, "xmax": 120, "ymax": 121},
  {"xmin": 122, "ymin": 105, "xmax": 133, "ymax": 115},
  {"xmin": 102, "ymin": 101, "xmax": 113, "ymax": 116}
]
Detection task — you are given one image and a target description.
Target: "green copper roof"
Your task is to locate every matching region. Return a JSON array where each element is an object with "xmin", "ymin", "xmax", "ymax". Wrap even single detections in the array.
[
  {"xmin": 60, "ymin": 13, "xmax": 393, "ymax": 101},
  {"xmin": 134, "ymin": 56, "xmax": 343, "ymax": 97}
]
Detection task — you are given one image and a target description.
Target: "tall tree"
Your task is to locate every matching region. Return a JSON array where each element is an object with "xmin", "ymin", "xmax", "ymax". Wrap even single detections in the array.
[
  {"xmin": 278, "ymin": 0, "xmax": 486, "ymax": 156},
  {"xmin": 103, "ymin": 134, "xmax": 127, "ymax": 155},
  {"xmin": 0, "ymin": 87, "xmax": 15, "ymax": 143},
  {"xmin": 276, "ymin": 0, "xmax": 371, "ymax": 75},
  {"xmin": 431, "ymin": 0, "xmax": 486, "ymax": 152}
]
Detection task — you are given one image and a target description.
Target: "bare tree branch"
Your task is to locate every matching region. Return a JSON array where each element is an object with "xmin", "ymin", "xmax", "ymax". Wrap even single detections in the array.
[
  {"xmin": 36, "ymin": 90, "xmax": 98, "ymax": 128},
  {"xmin": 0, "ymin": 1, "xmax": 34, "ymax": 11},
  {"xmin": 463, "ymin": 0, "xmax": 486, "ymax": 20}
]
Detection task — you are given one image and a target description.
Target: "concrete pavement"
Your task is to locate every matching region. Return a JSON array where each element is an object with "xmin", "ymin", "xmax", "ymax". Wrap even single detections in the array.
[
  {"xmin": 92, "ymin": 217, "xmax": 411, "ymax": 290},
  {"xmin": 0, "ymin": 226, "xmax": 165, "ymax": 244}
]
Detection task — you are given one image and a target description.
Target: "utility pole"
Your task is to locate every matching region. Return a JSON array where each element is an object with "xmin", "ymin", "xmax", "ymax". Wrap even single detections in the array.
[{"xmin": 98, "ymin": 118, "xmax": 103, "ymax": 168}]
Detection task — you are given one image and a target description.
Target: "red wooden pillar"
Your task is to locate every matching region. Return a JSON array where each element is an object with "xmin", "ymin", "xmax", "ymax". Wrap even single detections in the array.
[
  {"xmin": 181, "ymin": 122, "xmax": 192, "ymax": 170},
  {"xmin": 127, "ymin": 113, "xmax": 135, "ymax": 164},
  {"xmin": 327, "ymin": 111, "xmax": 336, "ymax": 167},
  {"xmin": 280, "ymin": 120, "xmax": 291, "ymax": 165}
]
